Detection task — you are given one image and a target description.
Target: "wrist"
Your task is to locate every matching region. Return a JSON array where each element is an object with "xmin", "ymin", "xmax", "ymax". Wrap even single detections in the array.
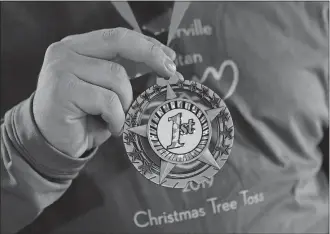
[
  {"xmin": 4, "ymin": 94, "xmax": 97, "ymax": 180},
  {"xmin": 32, "ymin": 92, "xmax": 89, "ymax": 158}
]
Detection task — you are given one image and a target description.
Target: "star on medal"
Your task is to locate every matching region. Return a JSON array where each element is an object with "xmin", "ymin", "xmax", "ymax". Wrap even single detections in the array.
[{"xmin": 123, "ymin": 75, "xmax": 234, "ymax": 188}]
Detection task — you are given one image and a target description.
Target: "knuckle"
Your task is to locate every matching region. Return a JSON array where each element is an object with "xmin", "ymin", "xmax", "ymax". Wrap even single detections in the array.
[
  {"xmin": 52, "ymin": 72, "xmax": 76, "ymax": 101},
  {"xmin": 61, "ymin": 76, "xmax": 79, "ymax": 103},
  {"xmin": 107, "ymin": 62, "xmax": 125, "ymax": 75},
  {"xmin": 61, "ymin": 34, "xmax": 75, "ymax": 43},
  {"xmin": 149, "ymin": 43, "xmax": 162, "ymax": 57},
  {"xmin": 65, "ymin": 74, "xmax": 79, "ymax": 90},
  {"xmin": 103, "ymin": 93, "xmax": 119, "ymax": 115},
  {"xmin": 44, "ymin": 42, "xmax": 71, "ymax": 67},
  {"xmin": 105, "ymin": 92, "xmax": 119, "ymax": 108},
  {"xmin": 46, "ymin": 59, "xmax": 68, "ymax": 75},
  {"xmin": 57, "ymin": 72, "xmax": 75, "ymax": 89},
  {"xmin": 44, "ymin": 62, "xmax": 61, "ymax": 78},
  {"xmin": 146, "ymin": 36, "xmax": 161, "ymax": 46},
  {"xmin": 108, "ymin": 91, "xmax": 120, "ymax": 105},
  {"xmin": 102, "ymin": 27, "xmax": 128, "ymax": 42},
  {"xmin": 45, "ymin": 42, "xmax": 66, "ymax": 57}
]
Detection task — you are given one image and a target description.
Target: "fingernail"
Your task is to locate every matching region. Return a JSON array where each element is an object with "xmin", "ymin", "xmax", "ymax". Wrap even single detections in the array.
[
  {"xmin": 164, "ymin": 58, "xmax": 176, "ymax": 73},
  {"xmin": 176, "ymin": 72, "xmax": 184, "ymax": 81}
]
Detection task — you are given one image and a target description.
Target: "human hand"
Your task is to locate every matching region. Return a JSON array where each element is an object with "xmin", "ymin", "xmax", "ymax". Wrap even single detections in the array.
[{"xmin": 33, "ymin": 28, "xmax": 181, "ymax": 158}]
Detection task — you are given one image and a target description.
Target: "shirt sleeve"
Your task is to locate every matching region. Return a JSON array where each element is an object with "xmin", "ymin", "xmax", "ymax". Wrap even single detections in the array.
[{"xmin": 1, "ymin": 94, "xmax": 97, "ymax": 234}]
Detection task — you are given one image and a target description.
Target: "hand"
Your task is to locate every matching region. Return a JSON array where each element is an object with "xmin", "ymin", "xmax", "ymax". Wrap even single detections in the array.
[{"xmin": 33, "ymin": 28, "xmax": 181, "ymax": 158}]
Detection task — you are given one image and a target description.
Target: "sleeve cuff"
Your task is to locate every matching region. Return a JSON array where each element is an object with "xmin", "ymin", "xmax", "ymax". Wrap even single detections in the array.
[{"xmin": 4, "ymin": 94, "xmax": 97, "ymax": 180}]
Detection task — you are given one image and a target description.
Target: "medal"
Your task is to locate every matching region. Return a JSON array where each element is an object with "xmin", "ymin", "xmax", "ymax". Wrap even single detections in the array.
[
  {"xmin": 123, "ymin": 76, "xmax": 234, "ymax": 188},
  {"xmin": 116, "ymin": 2, "xmax": 234, "ymax": 188}
]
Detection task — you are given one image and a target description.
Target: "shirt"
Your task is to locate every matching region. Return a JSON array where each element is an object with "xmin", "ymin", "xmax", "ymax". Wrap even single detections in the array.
[{"xmin": 1, "ymin": 2, "xmax": 329, "ymax": 234}]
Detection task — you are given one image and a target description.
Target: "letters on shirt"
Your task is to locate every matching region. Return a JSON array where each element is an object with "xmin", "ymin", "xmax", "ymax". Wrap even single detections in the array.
[
  {"xmin": 174, "ymin": 19, "xmax": 213, "ymax": 38},
  {"xmin": 133, "ymin": 190, "xmax": 265, "ymax": 228}
]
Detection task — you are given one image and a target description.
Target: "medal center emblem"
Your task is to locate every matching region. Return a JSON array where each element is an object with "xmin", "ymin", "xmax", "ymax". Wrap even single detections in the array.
[{"xmin": 148, "ymin": 99, "xmax": 211, "ymax": 164}]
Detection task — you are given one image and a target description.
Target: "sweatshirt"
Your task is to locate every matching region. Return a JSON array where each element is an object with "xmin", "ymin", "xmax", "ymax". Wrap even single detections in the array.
[{"xmin": 1, "ymin": 2, "xmax": 329, "ymax": 234}]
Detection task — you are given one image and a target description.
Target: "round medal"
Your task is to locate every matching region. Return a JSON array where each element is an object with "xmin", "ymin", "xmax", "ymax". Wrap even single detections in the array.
[{"xmin": 123, "ymin": 77, "xmax": 234, "ymax": 188}]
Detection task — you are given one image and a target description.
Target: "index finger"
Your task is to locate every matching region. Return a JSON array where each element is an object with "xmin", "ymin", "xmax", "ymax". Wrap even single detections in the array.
[{"xmin": 62, "ymin": 28, "xmax": 177, "ymax": 78}]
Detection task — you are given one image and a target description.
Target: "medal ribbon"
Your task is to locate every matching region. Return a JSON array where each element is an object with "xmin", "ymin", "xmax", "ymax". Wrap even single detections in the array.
[
  {"xmin": 112, "ymin": 1, "xmax": 191, "ymax": 85},
  {"xmin": 112, "ymin": 1, "xmax": 191, "ymax": 46}
]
